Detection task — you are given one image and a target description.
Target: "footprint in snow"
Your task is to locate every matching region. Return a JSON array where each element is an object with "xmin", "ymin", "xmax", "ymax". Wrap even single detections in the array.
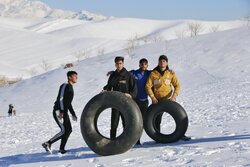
[{"xmin": 88, "ymin": 158, "xmax": 98, "ymax": 163}]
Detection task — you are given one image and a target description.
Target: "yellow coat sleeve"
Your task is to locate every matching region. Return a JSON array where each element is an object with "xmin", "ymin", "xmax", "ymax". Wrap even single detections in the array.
[
  {"xmin": 171, "ymin": 74, "xmax": 180, "ymax": 97},
  {"xmin": 145, "ymin": 74, "xmax": 155, "ymax": 98}
]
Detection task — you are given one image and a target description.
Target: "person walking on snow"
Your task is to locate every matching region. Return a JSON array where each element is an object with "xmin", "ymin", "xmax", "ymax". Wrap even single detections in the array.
[
  {"xmin": 8, "ymin": 104, "xmax": 16, "ymax": 116},
  {"xmin": 42, "ymin": 71, "xmax": 78, "ymax": 154},
  {"xmin": 145, "ymin": 55, "xmax": 190, "ymax": 141}
]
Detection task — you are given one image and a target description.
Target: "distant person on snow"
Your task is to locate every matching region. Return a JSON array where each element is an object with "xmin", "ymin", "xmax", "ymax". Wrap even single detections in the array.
[
  {"xmin": 103, "ymin": 56, "xmax": 137, "ymax": 139},
  {"xmin": 145, "ymin": 55, "xmax": 190, "ymax": 141},
  {"xmin": 8, "ymin": 104, "xmax": 16, "ymax": 116},
  {"xmin": 42, "ymin": 71, "xmax": 78, "ymax": 154}
]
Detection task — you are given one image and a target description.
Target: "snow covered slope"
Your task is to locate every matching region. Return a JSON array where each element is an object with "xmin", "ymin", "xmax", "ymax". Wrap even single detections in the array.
[
  {"xmin": 0, "ymin": 1, "xmax": 250, "ymax": 166},
  {"xmin": 0, "ymin": 1, "xmax": 247, "ymax": 80},
  {"xmin": 0, "ymin": 15, "xmax": 246, "ymax": 79},
  {"xmin": 0, "ymin": 24, "xmax": 250, "ymax": 166}
]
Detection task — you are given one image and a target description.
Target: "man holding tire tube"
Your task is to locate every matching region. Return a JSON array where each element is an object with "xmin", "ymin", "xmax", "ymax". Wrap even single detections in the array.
[
  {"xmin": 103, "ymin": 56, "xmax": 137, "ymax": 139},
  {"xmin": 106, "ymin": 58, "xmax": 177, "ymax": 144},
  {"xmin": 145, "ymin": 55, "xmax": 190, "ymax": 141}
]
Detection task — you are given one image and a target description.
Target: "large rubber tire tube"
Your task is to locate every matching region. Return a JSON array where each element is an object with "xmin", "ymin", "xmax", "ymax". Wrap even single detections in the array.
[
  {"xmin": 80, "ymin": 91, "xmax": 143, "ymax": 156},
  {"xmin": 144, "ymin": 100, "xmax": 188, "ymax": 143}
]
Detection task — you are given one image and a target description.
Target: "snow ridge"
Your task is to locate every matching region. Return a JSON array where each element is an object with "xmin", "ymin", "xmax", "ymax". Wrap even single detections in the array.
[{"xmin": 0, "ymin": 0, "xmax": 108, "ymax": 21}]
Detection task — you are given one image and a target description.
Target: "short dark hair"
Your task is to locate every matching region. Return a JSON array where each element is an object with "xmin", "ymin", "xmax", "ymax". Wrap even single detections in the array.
[
  {"xmin": 159, "ymin": 55, "xmax": 168, "ymax": 62},
  {"xmin": 67, "ymin": 71, "xmax": 78, "ymax": 77},
  {"xmin": 139, "ymin": 58, "xmax": 148, "ymax": 64},
  {"xmin": 114, "ymin": 56, "xmax": 124, "ymax": 63}
]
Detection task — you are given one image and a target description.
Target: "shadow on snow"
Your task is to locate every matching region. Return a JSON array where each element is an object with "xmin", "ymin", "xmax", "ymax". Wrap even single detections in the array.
[
  {"xmin": 0, "ymin": 147, "xmax": 97, "ymax": 167},
  {"xmin": 1, "ymin": 134, "xmax": 250, "ymax": 166},
  {"xmin": 138, "ymin": 134, "xmax": 250, "ymax": 148}
]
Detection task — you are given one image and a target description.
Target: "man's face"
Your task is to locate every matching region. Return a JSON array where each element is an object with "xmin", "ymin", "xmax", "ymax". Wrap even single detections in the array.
[
  {"xmin": 68, "ymin": 74, "xmax": 78, "ymax": 84},
  {"xmin": 115, "ymin": 60, "xmax": 124, "ymax": 71},
  {"xmin": 139, "ymin": 62, "xmax": 148, "ymax": 71},
  {"xmin": 159, "ymin": 59, "xmax": 168, "ymax": 69}
]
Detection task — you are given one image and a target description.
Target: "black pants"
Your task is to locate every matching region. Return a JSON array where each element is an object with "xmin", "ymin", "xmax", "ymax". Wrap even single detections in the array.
[
  {"xmin": 155, "ymin": 113, "xmax": 163, "ymax": 132},
  {"xmin": 110, "ymin": 109, "xmax": 125, "ymax": 139},
  {"xmin": 48, "ymin": 110, "xmax": 72, "ymax": 150},
  {"xmin": 135, "ymin": 99, "xmax": 149, "ymax": 143},
  {"xmin": 135, "ymin": 99, "xmax": 149, "ymax": 119}
]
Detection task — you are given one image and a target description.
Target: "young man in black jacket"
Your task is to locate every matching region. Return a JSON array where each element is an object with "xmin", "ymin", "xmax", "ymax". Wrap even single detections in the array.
[
  {"xmin": 42, "ymin": 71, "xmax": 78, "ymax": 154},
  {"xmin": 103, "ymin": 56, "xmax": 137, "ymax": 139}
]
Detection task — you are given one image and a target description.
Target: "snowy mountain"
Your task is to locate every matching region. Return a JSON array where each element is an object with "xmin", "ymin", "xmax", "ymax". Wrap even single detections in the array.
[
  {"xmin": 0, "ymin": 15, "xmax": 245, "ymax": 80},
  {"xmin": 0, "ymin": 0, "xmax": 108, "ymax": 20}
]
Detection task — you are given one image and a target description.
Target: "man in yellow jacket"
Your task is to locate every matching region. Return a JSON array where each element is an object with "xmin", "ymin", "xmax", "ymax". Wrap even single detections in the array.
[
  {"xmin": 146, "ymin": 55, "xmax": 180, "ymax": 103},
  {"xmin": 145, "ymin": 55, "xmax": 190, "ymax": 140}
]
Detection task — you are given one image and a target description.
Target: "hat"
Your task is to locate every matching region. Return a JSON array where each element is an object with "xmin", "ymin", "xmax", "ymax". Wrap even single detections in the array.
[{"xmin": 159, "ymin": 55, "xmax": 168, "ymax": 62}]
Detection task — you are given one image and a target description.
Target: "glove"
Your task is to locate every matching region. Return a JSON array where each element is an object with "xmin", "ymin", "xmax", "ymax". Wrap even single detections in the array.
[{"xmin": 72, "ymin": 115, "xmax": 77, "ymax": 122}]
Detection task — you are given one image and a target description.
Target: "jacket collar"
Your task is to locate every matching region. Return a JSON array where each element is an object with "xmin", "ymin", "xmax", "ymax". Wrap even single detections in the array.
[
  {"xmin": 115, "ymin": 67, "xmax": 127, "ymax": 76},
  {"xmin": 154, "ymin": 66, "xmax": 169, "ymax": 76}
]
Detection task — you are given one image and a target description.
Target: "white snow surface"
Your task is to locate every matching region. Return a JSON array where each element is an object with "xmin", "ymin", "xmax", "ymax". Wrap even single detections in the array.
[{"xmin": 0, "ymin": 1, "xmax": 250, "ymax": 167}]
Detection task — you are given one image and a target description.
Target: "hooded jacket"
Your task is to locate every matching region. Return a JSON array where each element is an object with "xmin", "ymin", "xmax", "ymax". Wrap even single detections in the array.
[{"xmin": 145, "ymin": 66, "xmax": 180, "ymax": 100}]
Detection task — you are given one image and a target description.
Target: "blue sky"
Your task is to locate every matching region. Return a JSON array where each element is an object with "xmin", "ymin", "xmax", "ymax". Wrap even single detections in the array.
[{"xmin": 39, "ymin": 0, "xmax": 250, "ymax": 20}]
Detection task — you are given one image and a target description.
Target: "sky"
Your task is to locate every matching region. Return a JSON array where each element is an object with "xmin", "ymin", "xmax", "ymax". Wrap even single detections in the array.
[{"xmin": 39, "ymin": 0, "xmax": 249, "ymax": 20}]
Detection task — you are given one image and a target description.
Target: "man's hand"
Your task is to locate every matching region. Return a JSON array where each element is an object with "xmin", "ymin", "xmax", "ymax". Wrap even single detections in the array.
[
  {"xmin": 58, "ymin": 112, "xmax": 64, "ymax": 120},
  {"xmin": 151, "ymin": 96, "xmax": 158, "ymax": 104},
  {"xmin": 101, "ymin": 90, "xmax": 107, "ymax": 93},
  {"xmin": 125, "ymin": 93, "xmax": 132, "ymax": 98},
  {"xmin": 106, "ymin": 71, "xmax": 114, "ymax": 76},
  {"xmin": 72, "ymin": 115, "xmax": 77, "ymax": 122},
  {"xmin": 170, "ymin": 96, "xmax": 176, "ymax": 101},
  {"xmin": 169, "ymin": 69, "xmax": 175, "ymax": 74}
]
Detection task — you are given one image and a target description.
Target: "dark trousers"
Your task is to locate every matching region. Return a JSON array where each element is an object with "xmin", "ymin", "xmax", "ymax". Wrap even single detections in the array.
[
  {"xmin": 155, "ymin": 113, "xmax": 163, "ymax": 132},
  {"xmin": 135, "ymin": 99, "xmax": 149, "ymax": 119},
  {"xmin": 48, "ymin": 110, "xmax": 72, "ymax": 150},
  {"xmin": 110, "ymin": 109, "xmax": 125, "ymax": 139},
  {"xmin": 135, "ymin": 99, "xmax": 149, "ymax": 143}
]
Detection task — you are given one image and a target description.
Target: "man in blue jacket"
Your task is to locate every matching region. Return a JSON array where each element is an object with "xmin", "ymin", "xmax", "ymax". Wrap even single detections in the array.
[{"xmin": 130, "ymin": 58, "xmax": 151, "ymax": 144}]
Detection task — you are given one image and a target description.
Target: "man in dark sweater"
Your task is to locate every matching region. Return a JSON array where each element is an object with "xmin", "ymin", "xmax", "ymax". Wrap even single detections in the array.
[
  {"xmin": 42, "ymin": 71, "xmax": 78, "ymax": 154},
  {"xmin": 103, "ymin": 56, "xmax": 137, "ymax": 139}
]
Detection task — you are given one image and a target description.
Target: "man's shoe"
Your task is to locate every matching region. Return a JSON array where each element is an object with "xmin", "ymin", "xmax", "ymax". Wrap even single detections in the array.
[
  {"xmin": 42, "ymin": 142, "xmax": 52, "ymax": 154},
  {"xmin": 59, "ymin": 149, "xmax": 67, "ymax": 154},
  {"xmin": 180, "ymin": 135, "xmax": 191, "ymax": 141}
]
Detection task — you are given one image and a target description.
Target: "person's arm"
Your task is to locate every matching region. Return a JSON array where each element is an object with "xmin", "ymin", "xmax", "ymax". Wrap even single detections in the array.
[
  {"xmin": 69, "ymin": 104, "xmax": 76, "ymax": 116},
  {"xmin": 128, "ymin": 73, "xmax": 137, "ymax": 98},
  {"xmin": 145, "ymin": 73, "xmax": 158, "ymax": 104},
  {"xmin": 170, "ymin": 74, "xmax": 180, "ymax": 101},
  {"xmin": 69, "ymin": 104, "xmax": 77, "ymax": 121},
  {"xmin": 106, "ymin": 71, "xmax": 114, "ymax": 76},
  {"xmin": 103, "ymin": 74, "xmax": 113, "ymax": 91},
  {"xmin": 59, "ymin": 84, "xmax": 68, "ymax": 114},
  {"xmin": 145, "ymin": 74, "xmax": 154, "ymax": 99}
]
